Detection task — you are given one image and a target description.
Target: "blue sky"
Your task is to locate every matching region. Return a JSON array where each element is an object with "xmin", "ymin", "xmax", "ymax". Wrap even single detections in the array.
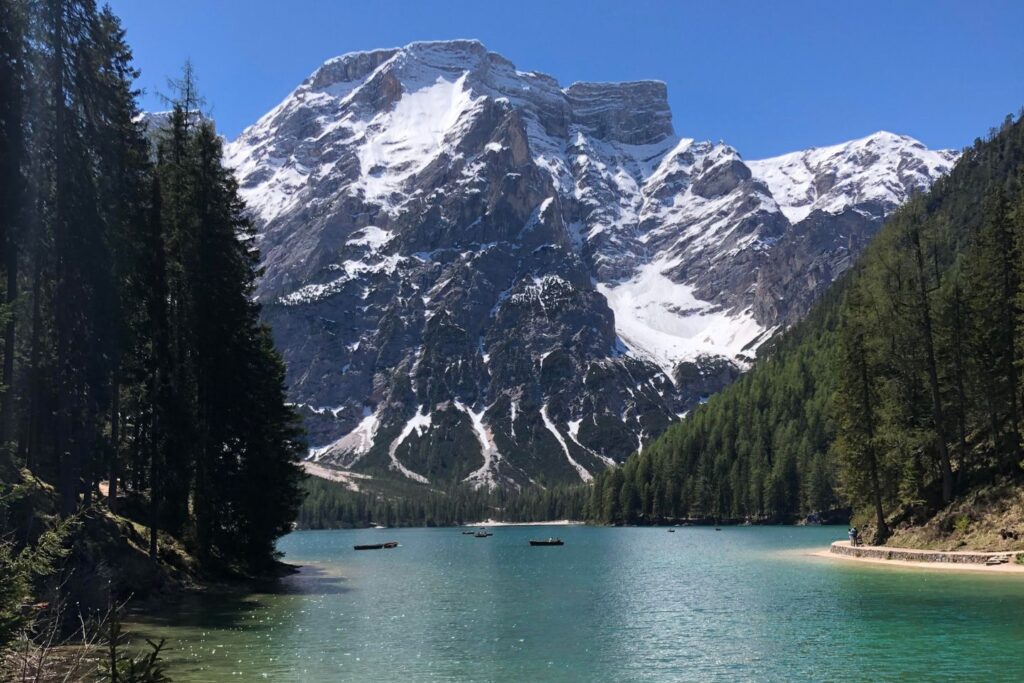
[{"xmin": 108, "ymin": 0, "xmax": 1023, "ymax": 158}]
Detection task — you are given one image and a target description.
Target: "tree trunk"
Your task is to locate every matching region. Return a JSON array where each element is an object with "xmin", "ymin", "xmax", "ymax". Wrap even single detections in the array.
[
  {"xmin": 131, "ymin": 417, "xmax": 143, "ymax": 491},
  {"xmin": 952, "ymin": 282, "xmax": 969, "ymax": 487},
  {"xmin": 108, "ymin": 371, "xmax": 120, "ymax": 512},
  {"xmin": 0, "ymin": 0, "xmax": 24, "ymax": 474},
  {"xmin": 148, "ymin": 431, "xmax": 158, "ymax": 559},
  {"xmin": 51, "ymin": 0, "xmax": 80, "ymax": 518},
  {"xmin": 17, "ymin": 252, "xmax": 43, "ymax": 469},
  {"xmin": 1, "ymin": 242, "xmax": 16, "ymax": 455},
  {"xmin": 999, "ymin": 231, "xmax": 1021, "ymax": 458},
  {"xmin": 910, "ymin": 224, "xmax": 953, "ymax": 503},
  {"xmin": 857, "ymin": 336, "xmax": 888, "ymax": 543}
]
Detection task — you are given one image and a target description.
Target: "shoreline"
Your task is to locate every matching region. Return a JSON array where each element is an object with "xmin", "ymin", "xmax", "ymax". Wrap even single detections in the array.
[
  {"xmin": 465, "ymin": 519, "xmax": 585, "ymax": 527},
  {"xmin": 817, "ymin": 540, "xmax": 1024, "ymax": 574}
]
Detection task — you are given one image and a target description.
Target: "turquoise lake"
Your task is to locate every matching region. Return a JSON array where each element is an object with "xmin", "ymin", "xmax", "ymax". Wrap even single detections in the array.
[{"xmin": 129, "ymin": 526, "xmax": 1024, "ymax": 681}]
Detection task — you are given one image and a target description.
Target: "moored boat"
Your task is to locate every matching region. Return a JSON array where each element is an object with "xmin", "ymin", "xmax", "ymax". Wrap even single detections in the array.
[
  {"xmin": 474, "ymin": 530, "xmax": 493, "ymax": 537},
  {"xmin": 354, "ymin": 543, "xmax": 384, "ymax": 550},
  {"xmin": 529, "ymin": 538, "xmax": 564, "ymax": 546}
]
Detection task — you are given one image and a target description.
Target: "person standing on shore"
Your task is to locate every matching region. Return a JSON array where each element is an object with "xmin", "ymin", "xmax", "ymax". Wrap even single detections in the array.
[{"xmin": 848, "ymin": 527, "xmax": 860, "ymax": 546}]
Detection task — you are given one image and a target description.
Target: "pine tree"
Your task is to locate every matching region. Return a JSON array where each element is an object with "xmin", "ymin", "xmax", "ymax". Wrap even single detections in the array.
[
  {"xmin": 0, "ymin": 2, "xmax": 306, "ymax": 573},
  {"xmin": 88, "ymin": 6, "xmax": 151, "ymax": 513},
  {"xmin": 964, "ymin": 189, "xmax": 1022, "ymax": 470},
  {"xmin": 0, "ymin": 0, "xmax": 29, "ymax": 472},
  {"xmin": 833, "ymin": 282, "xmax": 889, "ymax": 542},
  {"xmin": 903, "ymin": 206, "xmax": 955, "ymax": 503},
  {"xmin": 137, "ymin": 75, "xmax": 304, "ymax": 567},
  {"xmin": 47, "ymin": 0, "xmax": 123, "ymax": 516}
]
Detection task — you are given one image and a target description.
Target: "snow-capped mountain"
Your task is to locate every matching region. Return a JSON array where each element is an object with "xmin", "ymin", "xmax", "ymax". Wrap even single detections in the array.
[{"xmin": 223, "ymin": 39, "xmax": 956, "ymax": 490}]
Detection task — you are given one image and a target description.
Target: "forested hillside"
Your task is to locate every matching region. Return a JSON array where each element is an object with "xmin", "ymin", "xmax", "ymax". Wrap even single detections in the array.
[
  {"xmin": 0, "ymin": 0, "xmax": 303, "ymax": 665},
  {"xmin": 588, "ymin": 113, "xmax": 1024, "ymax": 540},
  {"xmin": 298, "ymin": 477, "xmax": 588, "ymax": 529}
]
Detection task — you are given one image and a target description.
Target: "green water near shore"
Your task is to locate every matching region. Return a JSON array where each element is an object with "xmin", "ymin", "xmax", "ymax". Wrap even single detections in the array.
[{"xmin": 128, "ymin": 526, "xmax": 1024, "ymax": 681}]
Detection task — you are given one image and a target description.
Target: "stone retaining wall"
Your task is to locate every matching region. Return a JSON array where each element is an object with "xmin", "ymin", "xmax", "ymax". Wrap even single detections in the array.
[{"xmin": 829, "ymin": 540, "xmax": 1020, "ymax": 564}]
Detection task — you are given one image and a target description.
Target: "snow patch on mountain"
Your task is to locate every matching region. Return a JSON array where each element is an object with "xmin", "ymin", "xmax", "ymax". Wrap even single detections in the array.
[
  {"xmin": 747, "ymin": 131, "xmax": 958, "ymax": 223},
  {"xmin": 352, "ymin": 72, "xmax": 485, "ymax": 211},
  {"xmin": 279, "ymin": 254, "xmax": 407, "ymax": 306},
  {"xmin": 310, "ymin": 408, "xmax": 379, "ymax": 467},
  {"xmin": 597, "ymin": 259, "xmax": 766, "ymax": 377},
  {"xmin": 540, "ymin": 404, "xmax": 592, "ymax": 482},
  {"xmin": 301, "ymin": 461, "xmax": 373, "ymax": 493},
  {"xmin": 346, "ymin": 226, "xmax": 393, "ymax": 249},
  {"xmin": 387, "ymin": 407, "xmax": 432, "ymax": 483},
  {"xmin": 567, "ymin": 418, "xmax": 617, "ymax": 467},
  {"xmin": 455, "ymin": 401, "xmax": 504, "ymax": 490}
]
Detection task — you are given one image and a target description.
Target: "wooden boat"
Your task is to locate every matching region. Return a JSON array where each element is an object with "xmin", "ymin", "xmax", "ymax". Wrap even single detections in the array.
[
  {"xmin": 529, "ymin": 538, "xmax": 564, "ymax": 546},
  {"xmin": 354, "ymin": 541, "xmax": 399, "ymax": 550}
]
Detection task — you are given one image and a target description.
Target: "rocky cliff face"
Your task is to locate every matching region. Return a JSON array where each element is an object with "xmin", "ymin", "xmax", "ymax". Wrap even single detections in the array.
[{"xmin": 223, "ymin": 40, "xmax": 956, "ymax": 490}]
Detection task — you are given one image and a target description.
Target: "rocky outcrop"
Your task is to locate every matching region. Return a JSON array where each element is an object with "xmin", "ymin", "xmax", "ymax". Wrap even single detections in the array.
[{"xmin": 565, "ymin": 81, "xmax": 673, "ymax": 145}]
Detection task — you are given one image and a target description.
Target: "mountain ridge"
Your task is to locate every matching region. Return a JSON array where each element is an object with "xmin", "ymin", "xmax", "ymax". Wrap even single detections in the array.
[{"xmin": 586, "ymin": 112, "xmax": 1024, "ymax": 534}]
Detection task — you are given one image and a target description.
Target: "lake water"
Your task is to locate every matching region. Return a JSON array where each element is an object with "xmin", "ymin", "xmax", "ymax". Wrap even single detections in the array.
[{"xmin": 129, "ymin": 526, "xmax": 1024, "ymax": 681}]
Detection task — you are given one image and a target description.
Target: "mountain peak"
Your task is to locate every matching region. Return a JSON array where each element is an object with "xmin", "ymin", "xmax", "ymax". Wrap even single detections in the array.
[
  {"xmin": 222, "ymin": 46, "xmax": 956, "ymax": 489},
  {"xmin": 747, "ymin": 132, "xmax": 958, "ymax": 223},
  {"xmin": 317, "ymin": 38, "xmax": 490, "ymax": 67},
  {"xmin": 305, "ymin": 40, "xmax": 494, "ymax": 92}
]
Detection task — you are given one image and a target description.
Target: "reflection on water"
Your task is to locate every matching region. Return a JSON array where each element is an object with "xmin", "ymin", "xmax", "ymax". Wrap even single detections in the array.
[{"xmin": 127, "ymin": 526, "xmax": 1024, "ymax": 682}]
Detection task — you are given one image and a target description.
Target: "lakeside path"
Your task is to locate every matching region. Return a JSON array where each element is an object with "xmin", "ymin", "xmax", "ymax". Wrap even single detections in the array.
[{"xmin": 815, "ymin": 540, "xmax": 1024, "ymax": 574}]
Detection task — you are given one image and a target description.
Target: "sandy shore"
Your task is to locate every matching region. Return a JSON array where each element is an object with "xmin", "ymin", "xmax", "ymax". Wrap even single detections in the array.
[
  {"xmin": 815, "ymin": 541, "xmax": 1024, "ymax": 574},
  {"xmin": 465, "ymin": 519, "xmax": 585, "ymax": 527}
]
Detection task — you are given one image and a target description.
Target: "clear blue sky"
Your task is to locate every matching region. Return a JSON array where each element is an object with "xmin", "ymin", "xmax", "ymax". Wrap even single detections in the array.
[{"xmin": 108, "ymin": 0, "xmax": 1023, "ymax": 158}]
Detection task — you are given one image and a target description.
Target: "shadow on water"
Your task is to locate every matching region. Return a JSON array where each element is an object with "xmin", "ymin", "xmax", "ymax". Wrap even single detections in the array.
[
  {"xmin": 126, "ymin": 591, "xmax": 262, "ymax": 632},
  {"xmin": 127, "ymin": 563, "xmax": 350, "ymax": 634},
  {"xmin": 270, "ymin": 563, "xmax": 351, "ymax": 596}
]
